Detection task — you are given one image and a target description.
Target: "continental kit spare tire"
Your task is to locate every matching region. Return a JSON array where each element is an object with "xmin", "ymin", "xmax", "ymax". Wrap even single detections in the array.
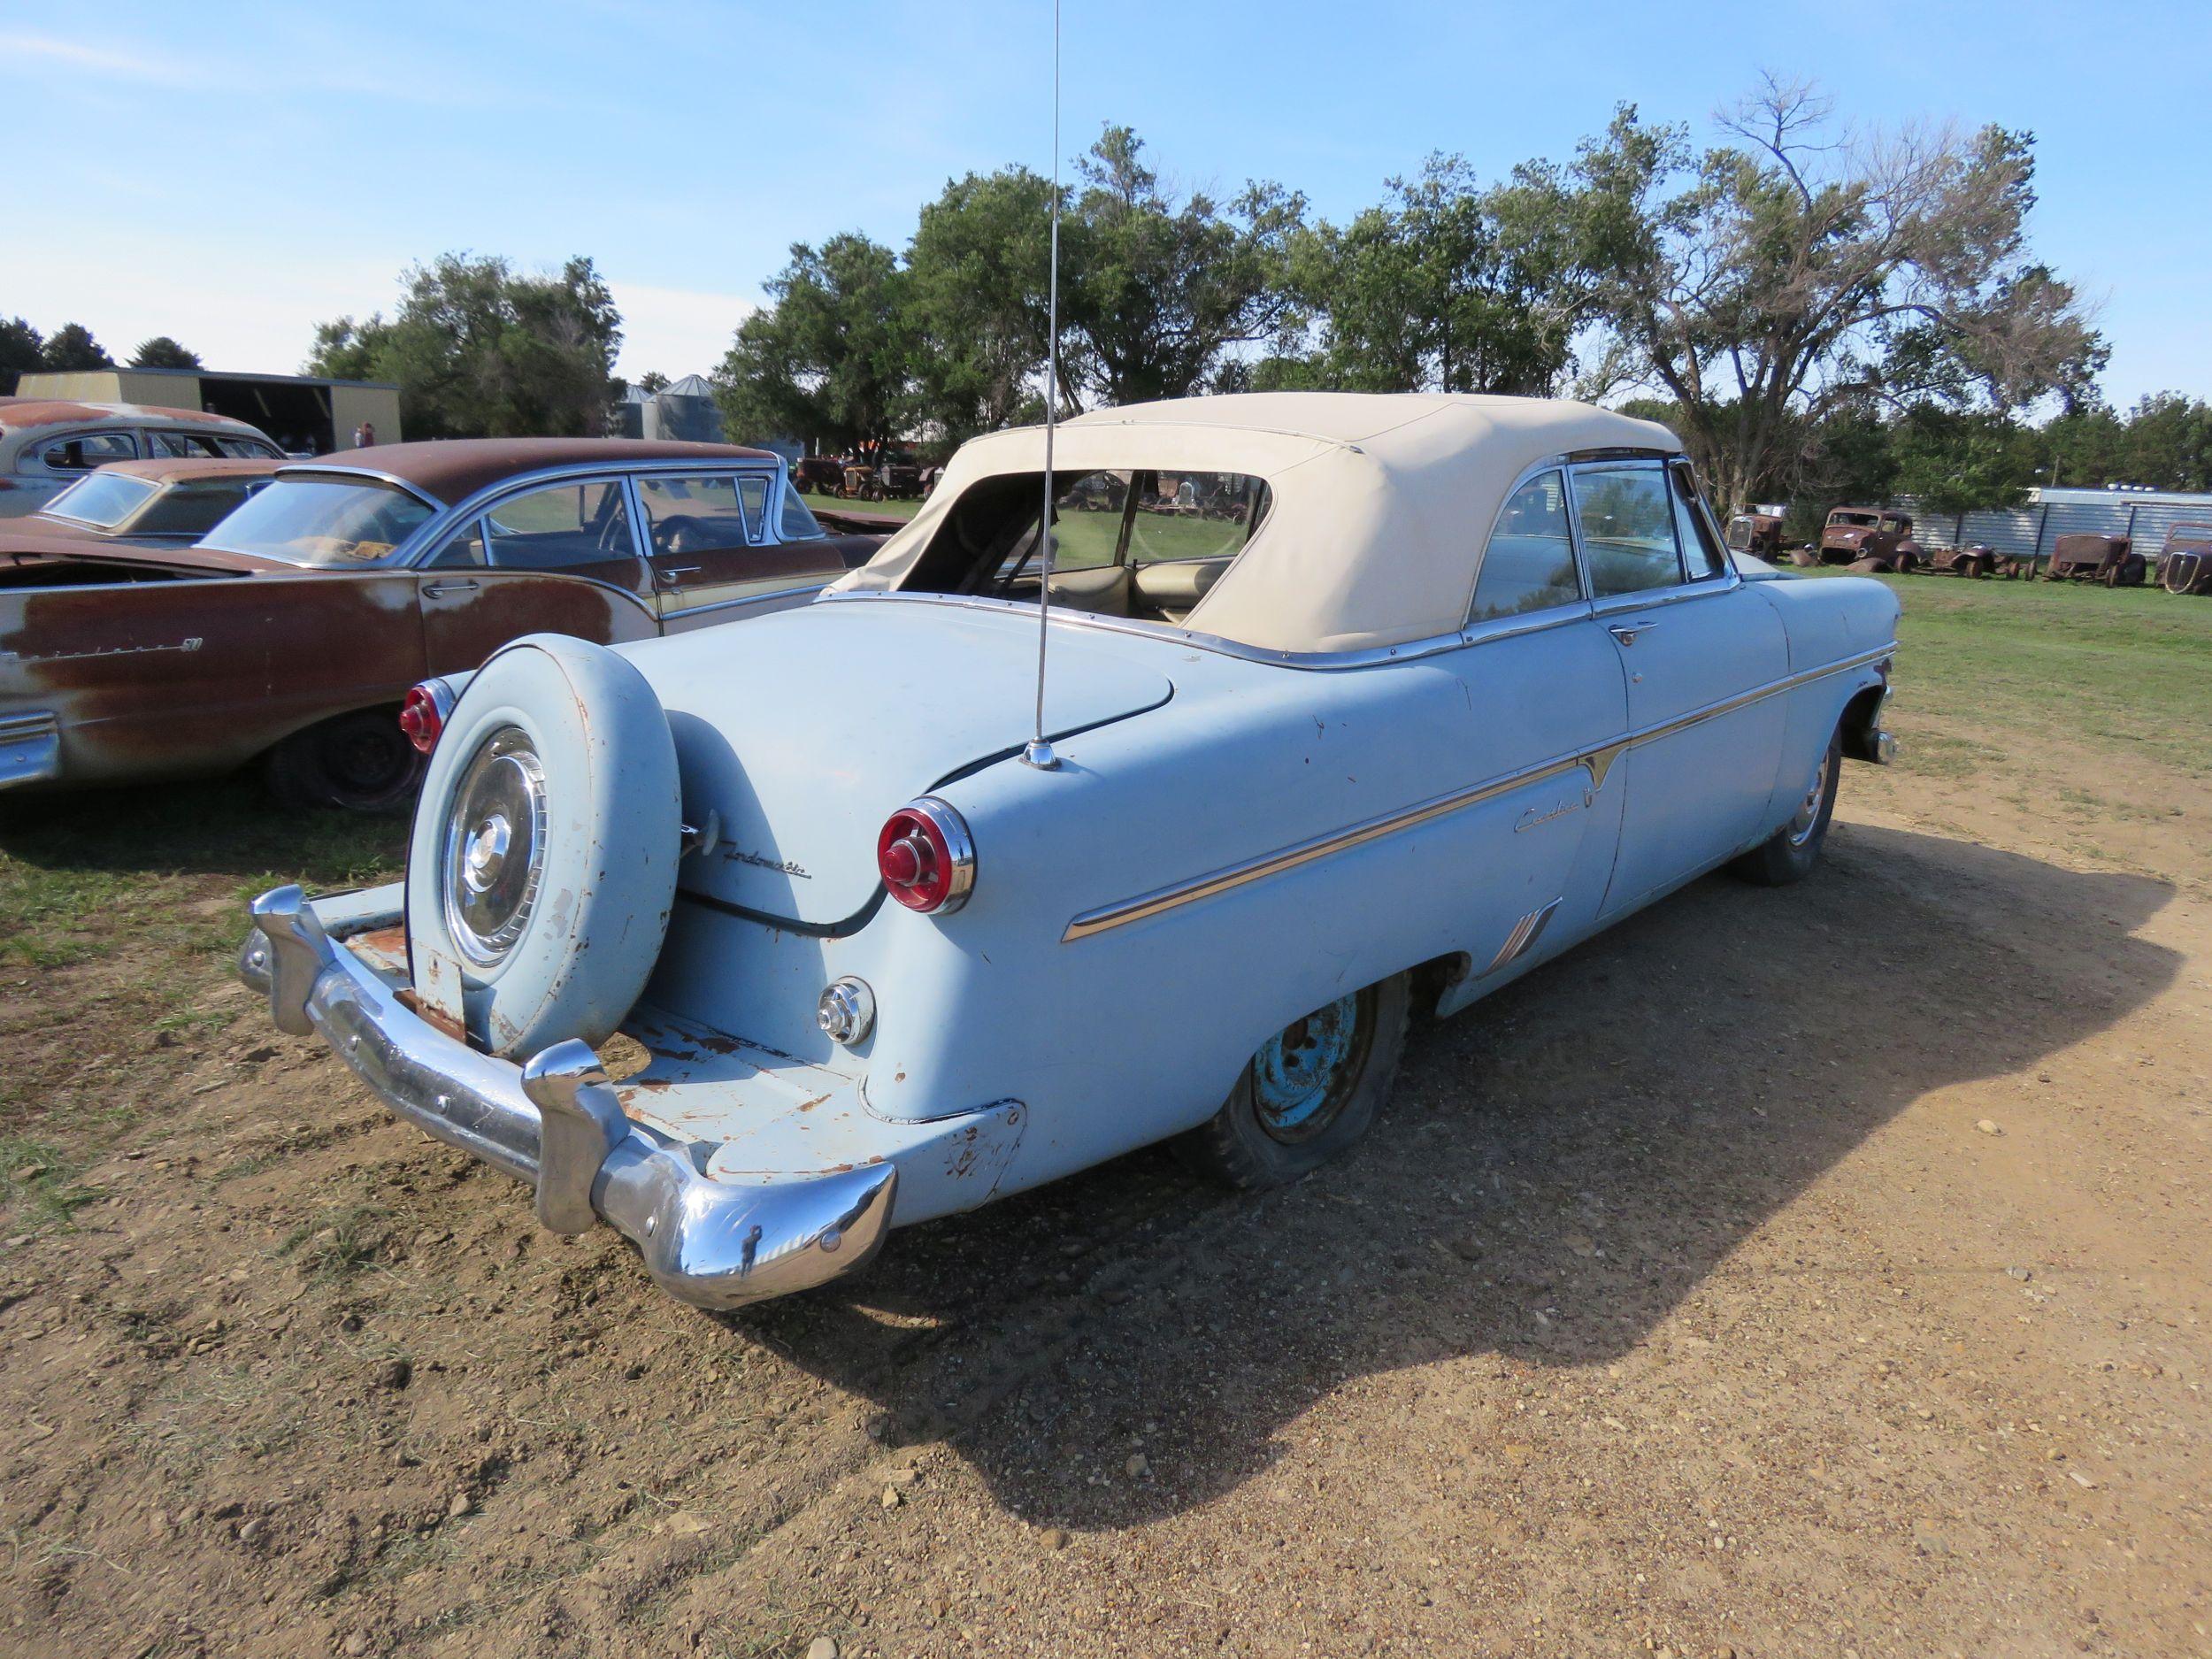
[{"xmin": 404, "ymin": 634, "xmax": 680, "ymax": 1060}]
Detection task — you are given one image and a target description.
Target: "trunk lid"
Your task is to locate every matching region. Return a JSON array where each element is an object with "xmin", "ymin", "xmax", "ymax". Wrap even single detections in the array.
[{"xmin": 628, "ymin": 599, "xmax": 1173, "ymax": 927}]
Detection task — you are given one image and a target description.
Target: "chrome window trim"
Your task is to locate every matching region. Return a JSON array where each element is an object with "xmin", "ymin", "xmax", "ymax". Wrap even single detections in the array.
[
  {"xmin": 418, "ymin": 461, "xmax": 782, "ymax": 569},
  {"xmin": 28, "ymin": 427, "xmax": 139, "ymax": 472},
  {"xmin": 1564, "ymin": 458, "xmax": 1744, "ymax": 608},
  {"xmin": 1059, "ymin": 641, "xmax": 1897, "ymax": 943},
  {"xmin": 474, "ymin": 471, "xmax": 648, "ymax": 574},
  {"xmin": 1463, "ymin": 455, "xmax": 1591, "ymax": 631}
]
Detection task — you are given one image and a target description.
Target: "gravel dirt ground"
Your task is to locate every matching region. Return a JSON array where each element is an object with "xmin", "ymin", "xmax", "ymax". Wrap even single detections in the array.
[{"xmin": 2, "ymin": 611, "xmax": 2207, "ymax": 1658}]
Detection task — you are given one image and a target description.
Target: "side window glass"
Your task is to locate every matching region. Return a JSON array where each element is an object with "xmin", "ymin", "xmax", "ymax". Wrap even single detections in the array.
[
  {"xmin": 635, "ymin": 474, "xmax": 753, "ymax": 558},
  {"xmin": 1470, "ymin": 470, "xmax": 1581, "ymax": 622},
  {"xmin": 41, "ymin": 431, "xmax": 136, "ymax": 472},
  {"xmin": 737, "ymin": 476, "xmax": 769, "ymax": 536},
  {"xmin": 1043, "ymin": 470, "xmax": 1133, "ymax": 572},
  {"xmin": 777, "ymin": 483, "xmax": 825, "ymax": 541},
  {"xmin": 148, "ymin": 431, "xmax": 224, "ymax": 459},
  {"xmin": 1670, "ymin": 465, "xmax": 1727, "ymax": 580},
  {"xmin": 1126, "ymin": 472, "xmax": 1270, "ymax": 567},
  {"xmin": 426, "ymin": 519, "xmax": 486, "ymax": 569},
  {"xmin": 1574, "ymin": 466, "xmax": 1682, "ymax": 597},
  {"xmin": 483, "ymin": 480, "xmax": 636, "ymax": 570}
]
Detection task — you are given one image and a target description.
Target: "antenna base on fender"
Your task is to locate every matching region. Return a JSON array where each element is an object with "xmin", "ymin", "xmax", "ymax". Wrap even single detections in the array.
[{"xmin": 1021, "ymin": 738, "xmax": 1060, "ymax": 771}]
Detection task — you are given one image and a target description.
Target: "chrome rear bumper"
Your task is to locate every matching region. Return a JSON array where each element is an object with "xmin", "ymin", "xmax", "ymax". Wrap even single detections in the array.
[
  {"xmin": 238, "ymin": 885, "xmax": 895, "ymax": 1310},
  {"xmin": 0, "ymin": 711, "xmax": 61, "ymax": 791}
]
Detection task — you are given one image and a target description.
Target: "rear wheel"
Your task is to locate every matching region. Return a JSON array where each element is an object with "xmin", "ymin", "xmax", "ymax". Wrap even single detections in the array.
[
  {"xmin": 1789, "ymin": 549, "xmax": 1817, "ymax": 568},
  {"xmin": 1959, "ymin": 554, "xmax": 1987, "ymax": 580},
  {"xmin": 1177, "ymin": 974, "xmax": 1410, "ymax": 1189},
  {"xmin": 265, "ymin": 708, "xmax": 424, "ymax": 813},
  {"xmin": 1732, "ymin": 727, "xmax": 1842, "ymax": 887}
]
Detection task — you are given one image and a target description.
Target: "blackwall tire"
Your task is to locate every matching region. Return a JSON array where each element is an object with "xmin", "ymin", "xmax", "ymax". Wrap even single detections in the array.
[
  {"xmin": 265, "ymin": 708, "xmax": 425, "ymax": 814},
  {"xmin": 1732, "ymin": 727, "xmax": 1842, "ymax": 888},
  {"xmin": 403, "ymin": 635, "xmax": 680, "ymax": 1059},
  {"xmin": 1176, "ymin": 974, "xmax": 1411, "ymax": 1190}
]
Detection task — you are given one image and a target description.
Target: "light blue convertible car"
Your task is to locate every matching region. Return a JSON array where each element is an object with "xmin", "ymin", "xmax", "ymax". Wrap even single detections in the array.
[{"xmin": 240, "ymin": 393, "xmax": 1901, "ymax": 1311}]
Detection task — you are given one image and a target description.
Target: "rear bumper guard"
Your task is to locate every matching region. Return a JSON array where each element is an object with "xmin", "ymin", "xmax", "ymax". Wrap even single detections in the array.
[{"xmin": 238, "ymin": 885, "xmax": 895, "ymax": 1310}]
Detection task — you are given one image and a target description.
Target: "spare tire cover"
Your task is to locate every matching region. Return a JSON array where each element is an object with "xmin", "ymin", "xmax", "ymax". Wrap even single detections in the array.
[{"xmin": 404, "ymin": 634, "xmax": 680, "ymax": 1059}]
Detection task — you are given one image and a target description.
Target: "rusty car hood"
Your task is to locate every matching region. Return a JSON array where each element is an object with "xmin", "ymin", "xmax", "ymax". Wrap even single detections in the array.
[{"xmin": 624, "ymin": 599, "xmax": 1174, "ymax": 928}]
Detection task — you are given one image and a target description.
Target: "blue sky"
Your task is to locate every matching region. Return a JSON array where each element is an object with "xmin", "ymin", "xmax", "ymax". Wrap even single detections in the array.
[{"xmin": 5, "ymin": 0, "xmax": 2205, "ymax": 410}]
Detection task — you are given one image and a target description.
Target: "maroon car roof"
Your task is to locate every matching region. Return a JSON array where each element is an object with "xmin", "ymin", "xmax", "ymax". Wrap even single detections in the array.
[
  {"xmin": 290, "ymin": 438, "xmax": 779, "ymax": 507},
  {"xmin": 95, "ymin": 457, "xmax": 286, "ymax": 485}
]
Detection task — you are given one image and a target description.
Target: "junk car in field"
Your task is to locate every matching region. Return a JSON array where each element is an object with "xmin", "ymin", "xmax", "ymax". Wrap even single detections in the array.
[
  {"xmin": 1724, "ymin": 509, "xmax": 1791, "ymax": 562},
  {"xmin": 2155, "ymin": 524, "xmax": 2212, "ymax": 595},
  {"xmin": 238, "ymin": 393, "xmax": 1901, "ymax": 1312},
  {"xmin": 1911, "ymin": 541, "xmax": 2017, "ymax": 580},
  {"xmin": 1818, "ymin": 506, "xmax": 1919, "ymax": 571},
  {"xmin": 9, "ymin": 456, "xmax": 280, "ymax": 548},
  {"xmin": 0, "ymin": 439, "xmax": 885, "ymax": 806},
  {"xmin": 2046, "ymin": 532, "xmax": 2144, "ymax": 586},
  {"xmin": 0, "ymin": 398, "xmax": 282, "ymax": 518}
]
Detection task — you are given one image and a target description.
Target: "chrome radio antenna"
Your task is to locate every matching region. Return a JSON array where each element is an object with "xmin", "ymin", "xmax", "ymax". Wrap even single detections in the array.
[{"xmin": 1022, "ymin": 0, "xmax": 1064, "ymax": 772}]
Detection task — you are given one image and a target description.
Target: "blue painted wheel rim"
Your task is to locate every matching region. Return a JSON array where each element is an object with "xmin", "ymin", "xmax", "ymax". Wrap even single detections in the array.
[{"xmin": 1252, "ymin": 990, "xmax": 1370, "ymax": 1145}]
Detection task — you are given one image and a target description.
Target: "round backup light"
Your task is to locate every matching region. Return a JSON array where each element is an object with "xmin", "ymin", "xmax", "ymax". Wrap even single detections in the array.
[
  {"xmin": 817, "ymin": 976, "xmax": 876, "ymax": 1045},
  {"xmin": 875, "ymin": 797, "xmax": 975, "ymax": 914}
]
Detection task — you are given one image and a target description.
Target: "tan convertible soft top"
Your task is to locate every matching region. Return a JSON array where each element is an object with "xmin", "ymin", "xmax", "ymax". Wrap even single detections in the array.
[{"xmin": 833, "ymin": 392, "xmax": 1683, "ymax": 654}]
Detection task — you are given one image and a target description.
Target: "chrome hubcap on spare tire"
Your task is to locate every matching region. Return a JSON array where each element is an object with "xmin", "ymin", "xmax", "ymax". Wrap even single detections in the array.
[
  {"xmin": 1786, "ymin": 749, "xmax": 1836, "ymax": 849},
  {"xmin": 442, "ymin": 726, "xmax": 547, "ymax": 965},
  {"xmin": 1251, "ymin": 989, "xmax": 1373, "ymax": 1145}
]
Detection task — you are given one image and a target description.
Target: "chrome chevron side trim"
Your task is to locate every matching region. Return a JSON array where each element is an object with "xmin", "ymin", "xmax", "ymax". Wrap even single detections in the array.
[{"xmin": 1059, "ymin": 643, "xmax": 1894, "ymax": 943}]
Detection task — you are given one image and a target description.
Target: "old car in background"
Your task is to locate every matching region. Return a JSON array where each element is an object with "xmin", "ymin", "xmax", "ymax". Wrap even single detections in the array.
[
  {"xmin": 0, "ymin": 398, "xmax": 282, "ymax": 518},
  {"xmin": 1724, "ymin": 508, "xmax": 1792, "ymax": 562},
  {"xmin": 1906, "ymin": 541, "xmax": 2019, "ymax": 580},
  {"xmin": 12, "ymin": 456, "xmax": 280, "ymax": 548},
  {"xmin": 2046, "ymin": 532, "xmax": 2144, "ymax": 586},
  {"xmin": 1, "ymin": 439, "xmax": 886, "ymax": 809},
  {"xmin": 2156, "ymin": 523, "xmax": 2212, "ymax": 595},
  {"xmin": 238, "ymin": 392, "xmax": 1900, "ymax": 1312},
  {"xmin": 1818, "ymin": 506, "xmax": 1919, "ymax": 571}
]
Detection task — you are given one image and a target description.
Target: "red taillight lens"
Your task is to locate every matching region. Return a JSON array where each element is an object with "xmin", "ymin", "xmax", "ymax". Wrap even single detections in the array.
[
  {"xmin": 399, "ymin": 683, "xmax": 445, "ymax": 755},
  {"xmin": 876, "ymin": 798, "xmax": 974, "ymax": 914}
]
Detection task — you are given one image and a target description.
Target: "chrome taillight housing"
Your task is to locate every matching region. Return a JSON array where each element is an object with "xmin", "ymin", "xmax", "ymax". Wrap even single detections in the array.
[
  {"xmin": 400, "ymin": 678, "xmax": 457, "ymax": 756},
  {"xmin": 877, "ymin": 796, "xmax": 974, "ymax": 914}
]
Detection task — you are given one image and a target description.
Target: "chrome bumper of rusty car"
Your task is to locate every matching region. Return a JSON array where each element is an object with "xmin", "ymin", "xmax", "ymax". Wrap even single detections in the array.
[
  {"xmin": 0, "ymin": 711, "xmax": 62, "ymax": 791},
  {"xmin": 236, "ymin": 885, "xmax": 896, "ymax": 1310}
]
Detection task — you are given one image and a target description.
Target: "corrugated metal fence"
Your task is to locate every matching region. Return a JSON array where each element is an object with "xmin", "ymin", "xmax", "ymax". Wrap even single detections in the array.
[{"xmin": 1895, "ymin": 495, "xmax": 2212, "ymax": 564}]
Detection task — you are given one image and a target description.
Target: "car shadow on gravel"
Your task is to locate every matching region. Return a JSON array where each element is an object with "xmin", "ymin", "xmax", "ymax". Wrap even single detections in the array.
[{"xmin": 737, "ymin": 822, "xmax": 2180, "ymax": 1530}]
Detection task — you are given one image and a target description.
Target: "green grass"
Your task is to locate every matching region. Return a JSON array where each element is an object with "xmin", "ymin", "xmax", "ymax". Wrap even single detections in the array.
[{"xmin": 1826, "ymin": 571, "xmax": 2212, "ymax": 777}]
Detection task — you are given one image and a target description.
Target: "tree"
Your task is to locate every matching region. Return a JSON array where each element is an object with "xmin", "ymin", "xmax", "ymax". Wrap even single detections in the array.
[
  {"xmin": 1553, "ymin": 78, "xmax": 2103, "ymax": 511},
  {"xmin": 41, "ymin": 322, "xmax": 113, "ymax": 372},
  {"xmin": 0, "ymin": 317, "xmax": 42, "ymax": 395},
  {"xmin": 1890, "ymin": 406, "xmax": 2040, "ymax": 514},
  {"xmin": 2116, "ymin": 393, "xmax": 2212, "ymax": 493},
  {"xmin": 715, "ymin": 234, "xmax": 913, "ymax": 457},
  {"xmin": 1056, "ymin": 126, "xmax": 1303, "ymax": 408},
  {"xmin": 1279, "ymin": 155, "xmax": 1578, "ymax": 395},
  {"xmin": 630, "ymin": 371, "xmax": 671, "ymax": 396},
  {"xmin": 306, "ymin": 254, "xmax": 623, "ymax": 438},
  {"xmin": 905, "ymin": 166, "xmax": 1057, "ymax": 440},
  {"xmin": 129, "ymin": 336, "xmax": 202, "ymax": 369}
]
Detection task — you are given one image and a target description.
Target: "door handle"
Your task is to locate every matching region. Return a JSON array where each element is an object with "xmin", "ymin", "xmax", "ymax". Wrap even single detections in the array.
[
  {"xmin": 655, "ymin": 565, "xmax": 702, "ymax": 583},
  {"xmin": 1608, "ymin": 620, "xmax": 1659, "ymax": 645},
  {"xmin": 423, "ymin": 580, "xmax": 480, "ymax": 597}
]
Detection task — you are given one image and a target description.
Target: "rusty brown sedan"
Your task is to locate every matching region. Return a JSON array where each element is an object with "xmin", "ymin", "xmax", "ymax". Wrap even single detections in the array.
[{"xmin": 0, "ymin": 439, "xmax": 886, "ymax": 809}]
